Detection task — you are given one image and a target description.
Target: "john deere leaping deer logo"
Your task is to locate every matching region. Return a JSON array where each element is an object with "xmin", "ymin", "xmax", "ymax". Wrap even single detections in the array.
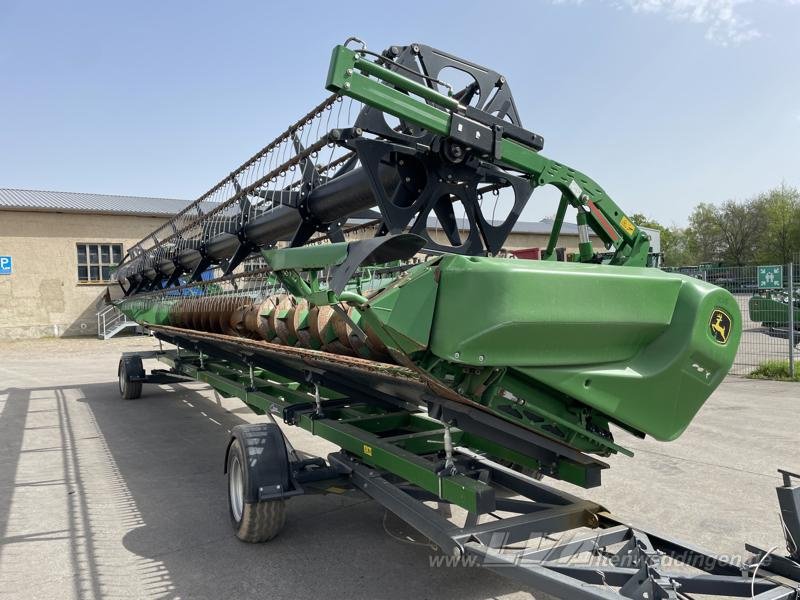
[{"xmin": 709, "ymin": 309, "xmax": 731, "ymax": 344}]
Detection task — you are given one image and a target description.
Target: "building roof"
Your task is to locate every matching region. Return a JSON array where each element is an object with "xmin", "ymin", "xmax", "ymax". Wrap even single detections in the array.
[
  {"xmin": 354, "ymin": 209, "xmax": 587, "ymax": 236},
  {"xmin": 0, "ymin": 188, "xmax": 589, "ymax": 236},
  {"xmin": 429, "ymin": 217, "xmax": 585, "ymax": 236},
  {"xmin": 423, "ymin": 216, "xmax": 588, "ymax": 236},
  {"xmin": 460, "ymin": 219, "xmax": 594, "ymax": 235},
  {"xmin": 0, "ymin": 188, "xmax": 192, "ymax": 217}
]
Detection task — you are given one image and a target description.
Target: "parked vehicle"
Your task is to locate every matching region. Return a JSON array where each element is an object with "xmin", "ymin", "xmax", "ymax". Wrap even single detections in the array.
[{"xmin": 749, "ymin": 290, "xmax": 800, "ymax": 329}]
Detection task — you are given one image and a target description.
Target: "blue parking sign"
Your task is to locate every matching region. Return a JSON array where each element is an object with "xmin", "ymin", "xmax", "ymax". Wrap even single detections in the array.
[{"xmin": 0, "ymin": 256, "xmax": 12, "ymax": 275}]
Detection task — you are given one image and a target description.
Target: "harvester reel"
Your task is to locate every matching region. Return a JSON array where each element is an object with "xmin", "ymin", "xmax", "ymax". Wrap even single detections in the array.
[
  {"xmin": 348, "ymin": 42, "xmax": 532, "ymax": 254},
  {"xmin": 349, "ymin": 134, "xmax": 534, "ymax": 255}
]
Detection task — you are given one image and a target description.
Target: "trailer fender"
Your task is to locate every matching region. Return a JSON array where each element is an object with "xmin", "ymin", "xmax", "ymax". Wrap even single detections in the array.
[
  {"xmin": 225, "ymin": 423, "xmax": 290, "ymax": 503},
  {"xmin": 120, "ymin": 355, "xmax": 146, "ymax": 382}
]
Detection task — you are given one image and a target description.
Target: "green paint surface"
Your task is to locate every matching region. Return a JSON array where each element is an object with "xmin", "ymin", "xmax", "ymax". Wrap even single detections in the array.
[
  {"xmin": 436, "ymin": 257, "xmax": 739, "ymax": 441},
  {"xmin": 749, "ymin": 293, "xmax": 799, "ymax": 326}
]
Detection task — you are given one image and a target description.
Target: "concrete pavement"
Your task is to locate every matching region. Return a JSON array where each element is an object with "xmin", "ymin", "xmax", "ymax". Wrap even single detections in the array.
[{"xmin": 0, "ymin": 336, "xmax": 797, "ymax": 599}]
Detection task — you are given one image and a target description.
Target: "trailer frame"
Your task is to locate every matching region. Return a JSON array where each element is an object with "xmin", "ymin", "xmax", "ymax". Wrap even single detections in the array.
[{"xmin": 118, "ymin": 337, "xmax": 800, "ymax": 600}]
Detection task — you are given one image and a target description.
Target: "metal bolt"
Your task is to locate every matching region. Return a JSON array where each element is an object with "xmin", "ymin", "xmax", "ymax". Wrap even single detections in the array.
[
  {"xmin": 345, "ymin": 68, "xmax": 353, "ymax": 76},
  {"xmin": 478, "ymin": 355, "xmax": 485, "ymax": 362},
  {"xmin": 343, "ymin": 82, "xmax": 351, "ymax": 90},
  {"xmin": 454, "ymin": 352, "xmax": 460, "ymax": 359}
]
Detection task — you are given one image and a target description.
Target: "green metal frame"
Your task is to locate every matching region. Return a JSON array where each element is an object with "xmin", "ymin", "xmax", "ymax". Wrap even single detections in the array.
[
  {"xmin": 156, "ymin": 349, "xmax": 599, "ymax": 513},
  {"xmin": 325, "ymin": 44, "xmax": 650, "ymax": 266}
]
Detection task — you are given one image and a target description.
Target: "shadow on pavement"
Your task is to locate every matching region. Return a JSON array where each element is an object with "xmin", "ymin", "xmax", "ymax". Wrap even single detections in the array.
[
  {"xmin": 0, "ymin": 388, "xmax": 30, "ymax": 547},
  {"xmin": 1, "ymin": 377, "xmax": 528, "ymax": 600}
]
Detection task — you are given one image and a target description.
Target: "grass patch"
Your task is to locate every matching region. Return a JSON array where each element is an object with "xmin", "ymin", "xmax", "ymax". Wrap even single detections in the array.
[{"xmin": 747, "ymin": 360, "xmax": 800, "ymax": 382}]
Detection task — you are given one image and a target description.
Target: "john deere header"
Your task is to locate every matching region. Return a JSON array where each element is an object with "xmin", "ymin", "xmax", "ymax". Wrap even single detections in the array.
[{"xmin": 112, "ymin": 38, "xmax": 741, "ymax": 487}]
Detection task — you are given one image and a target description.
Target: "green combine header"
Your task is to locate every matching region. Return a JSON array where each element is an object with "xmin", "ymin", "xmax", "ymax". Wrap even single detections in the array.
[
  {"xmin": 114, "ymin": 37, "xmax": 740, "ymax": 484},
  {"xmin": 104, "ymin": 38, "xmax": 800, "ymax": 600},
  {"xmin": 121, "ymin": 245, "xmax": 739, "ymax": 460}
]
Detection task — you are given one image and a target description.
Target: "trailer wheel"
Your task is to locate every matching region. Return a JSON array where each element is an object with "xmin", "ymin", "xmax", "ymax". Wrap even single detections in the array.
[
  {"xmin": 227, "ymin": 437, "xmax": 286, "ymax": 542},
  {"xmin": 118, "ymin": 357, "xmax": 143, "ymax": 400}
]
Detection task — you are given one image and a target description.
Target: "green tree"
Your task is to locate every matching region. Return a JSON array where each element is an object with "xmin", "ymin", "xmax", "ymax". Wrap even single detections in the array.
[
  {"xmin": 753, "ymin": 183, "xmax": 800, "ymax": 264},
  {"xmin": 716, "ymin": 200, "xmax": 761, "ymax": 265},
  {"xmin": 661, "ymin": 227, "xmax": 693, "ymax": 266},
  {"xmin": 686, "ymin": 203, "xmax": 724, "ymax": 264},
  {"xmin": 630, "ymin": 214, "xmax": 693, "ymax": 266},
  {"xmin": 635, "ymin": 183, "xmax": 799, "ymax": 268},
  {"xmin": 686, "ymin": 200, "xmax": 761, "ymax": 266}
]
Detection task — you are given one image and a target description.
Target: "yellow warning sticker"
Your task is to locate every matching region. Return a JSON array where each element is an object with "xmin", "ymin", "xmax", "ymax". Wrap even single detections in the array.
[
  {"xmin": 363, "ymin": 444, "xmax": 373, "ymax": 457},
  {"xmin": 620, "ymin": 216, "xmax": 636, "ymax": 236}
]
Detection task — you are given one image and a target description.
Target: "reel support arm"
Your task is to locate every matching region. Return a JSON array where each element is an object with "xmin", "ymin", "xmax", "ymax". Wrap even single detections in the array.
[{"xmin": 326, "ymin": 43, "xmax": 650, "ymax": 266}]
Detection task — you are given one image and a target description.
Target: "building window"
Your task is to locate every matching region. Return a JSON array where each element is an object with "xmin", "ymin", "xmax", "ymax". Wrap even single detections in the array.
[{"xmin": 77, "ymin": 243, "xmax": 123, "ymax": 283}]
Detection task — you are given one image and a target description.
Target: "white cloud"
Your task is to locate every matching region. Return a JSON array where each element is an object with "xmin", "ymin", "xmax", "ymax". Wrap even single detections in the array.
[
  {"xmin": 623, "ymin": 0, "xmax": 758, "ymax": 44},
  {"xmin": 553, "ymin": 0, "xmax": 798, "ymax": 45}
]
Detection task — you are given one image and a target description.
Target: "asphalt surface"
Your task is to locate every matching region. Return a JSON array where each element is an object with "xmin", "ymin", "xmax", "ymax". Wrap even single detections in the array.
[{"xmin": 0, "ymin": 336, "xmax": 797, "ymax": 599}]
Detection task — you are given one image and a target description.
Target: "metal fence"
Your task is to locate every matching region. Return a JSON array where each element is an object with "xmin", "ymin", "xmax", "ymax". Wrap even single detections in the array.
[{"xmin": 664, "ymin": 259, "xmax": 798, "ymax": 377}]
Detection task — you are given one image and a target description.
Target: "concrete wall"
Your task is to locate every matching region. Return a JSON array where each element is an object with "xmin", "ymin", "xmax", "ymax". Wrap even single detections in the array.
[{"xmin": 0, "ymin": 210, "xmax": 169, "ymax": 339}]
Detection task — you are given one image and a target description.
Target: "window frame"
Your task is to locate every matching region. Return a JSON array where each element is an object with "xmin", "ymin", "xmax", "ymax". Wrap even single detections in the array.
[{"xmin": 76, "ymin": 242, "xmax": 123, "ymax": 284}]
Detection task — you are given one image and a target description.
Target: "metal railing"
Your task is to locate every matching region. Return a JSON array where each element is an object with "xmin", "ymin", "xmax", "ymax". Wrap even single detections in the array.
[
  {"xmin": 96, "ymin": 304, "xmax": 136, "ymax": 340},
  {"xmin": 665, "ymin": 261, "xmax": 798, "ymax": 378}
]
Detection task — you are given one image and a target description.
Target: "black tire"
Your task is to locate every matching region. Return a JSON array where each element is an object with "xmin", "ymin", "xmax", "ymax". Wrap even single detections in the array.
[
  {"xmin": 118, "ymin": 358, "xmax": 143, "ymax": 400},
  {"xmin": 227, "ymin": 438, "xmax": 286, "ymax": 543}
]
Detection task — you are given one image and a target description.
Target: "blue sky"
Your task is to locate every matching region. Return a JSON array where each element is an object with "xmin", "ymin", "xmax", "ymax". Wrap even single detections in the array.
[{"xmin": 1, "ymin": 0, "xmax": 798, "ymax": 226}]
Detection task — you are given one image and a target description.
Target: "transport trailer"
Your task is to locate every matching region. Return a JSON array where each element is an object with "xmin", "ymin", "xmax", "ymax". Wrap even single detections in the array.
[
  {"xmin": 118, "ymin": 340, "xmax": 800, "ymax": 600},
  {"xmin": 107, "ymin": 36, "xmax": 799, "ymax": 598}
]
